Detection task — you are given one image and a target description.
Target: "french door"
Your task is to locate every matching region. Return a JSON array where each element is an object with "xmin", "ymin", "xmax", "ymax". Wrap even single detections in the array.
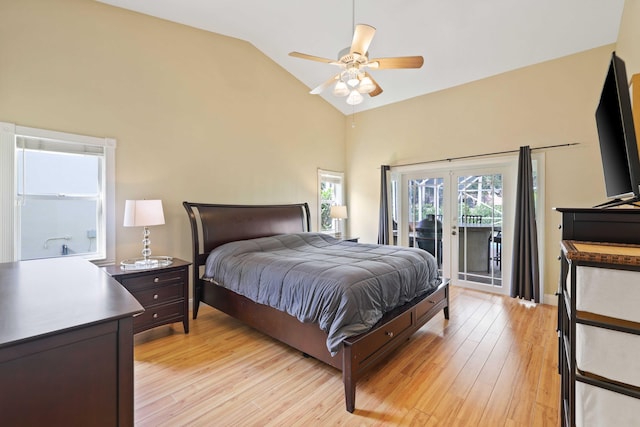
[
  {"xmin": 393, "ymin": 160, "xmax": 515, "ymax": 294},
  {"xmin": 452, "ymin": 168, "xmax": 506, "ymax": 292}
]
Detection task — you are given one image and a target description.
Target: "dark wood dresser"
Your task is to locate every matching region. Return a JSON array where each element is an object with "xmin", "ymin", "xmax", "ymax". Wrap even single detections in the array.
[
  {"xmin": 556, "ymin": 207, "xmax": 640, "ymax": 243},
  {"xmin": 0, "ymin": 258, "xmax": 144, "ymax": 427},
  {"xmin": 555, "ymin": 207, "xmax": 640, "ymax": 426}
]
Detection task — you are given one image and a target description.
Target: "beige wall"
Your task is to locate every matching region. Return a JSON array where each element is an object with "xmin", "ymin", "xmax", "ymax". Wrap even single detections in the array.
[
  {"xmin": 346, "ymin": 45, "xmax": 618, "ymax": 299},
  {"xmin": 617, "ymin": 0, "xmax": 640, "ymax": 76},
  {"xmin": 0, "ymin": 0, "xmax": 344, "ymax": 262},
  {"xmin": 618, "ymin": 0, "xmax": 640, "ymax": 151}
]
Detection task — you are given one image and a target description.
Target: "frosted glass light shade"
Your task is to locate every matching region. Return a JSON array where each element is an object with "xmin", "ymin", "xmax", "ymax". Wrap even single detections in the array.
[
  {"xmin": 123, "ymin": 200, "xmax": 165, "ymax": 227},
  {"xmin": 357, "ymin": 76, "xmax": 375, "ymax": 94},
  {"xmin": 346, "ymin": 90, "xmax": 363, "ymax": 105},
  {"xmin": 333, "ymin": 81, "xmax": 350, "ymax": 97}
]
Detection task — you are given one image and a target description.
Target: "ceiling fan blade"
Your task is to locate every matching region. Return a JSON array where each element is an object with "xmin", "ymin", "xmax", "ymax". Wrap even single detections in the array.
[
  {"xmin": 289, "ymin": 51, "xmax": 335, "ymax": 64},
  {"xmin": 310, "ymin": 74, "xmax": 340, "ymax": 94},
  {"xmin": 368, "ymin": 56, "xmax": 424, "ymax": 69},
  {"xmin": 350, "ymin": 24, "xmax": 376, "ymax": 56},
  {"xmin": 364, "ymin": 72, "xmax": 383, "ymax": 97}
]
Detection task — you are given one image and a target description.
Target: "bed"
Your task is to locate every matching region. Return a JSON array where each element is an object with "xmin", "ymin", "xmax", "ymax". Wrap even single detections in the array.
[{"xmin": 183, "ymin": 201, "xmax": 450, "ymax": 412}]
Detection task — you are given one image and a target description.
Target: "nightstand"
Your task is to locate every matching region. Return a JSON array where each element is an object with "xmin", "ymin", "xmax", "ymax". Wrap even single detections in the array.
[{"xmin": 104, "ymin": 258, "xmax": 190, "ymax": 334}]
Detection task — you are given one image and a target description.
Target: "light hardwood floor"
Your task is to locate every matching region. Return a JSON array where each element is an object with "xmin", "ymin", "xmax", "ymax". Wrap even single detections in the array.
[{"xmin": 133, "ymin": 286, "xmax": 560, "ymax": 426}]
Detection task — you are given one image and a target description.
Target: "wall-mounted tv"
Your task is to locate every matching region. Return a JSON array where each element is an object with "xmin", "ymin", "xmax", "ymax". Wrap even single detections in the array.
[{"xmin": 594, "ymin": 52, "xmax": 640, "ymax": 208}]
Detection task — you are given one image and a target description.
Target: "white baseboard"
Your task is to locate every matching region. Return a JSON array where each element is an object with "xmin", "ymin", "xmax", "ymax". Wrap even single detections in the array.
[{"xmin": 543, "ymin": 293, "xmax": 558, "ymax": 306}]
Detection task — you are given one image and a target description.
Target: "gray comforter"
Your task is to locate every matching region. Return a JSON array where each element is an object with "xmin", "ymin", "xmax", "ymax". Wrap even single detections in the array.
[{"xmin": 204, "ymin": 232, "xmax": 439, "ymax": 354}]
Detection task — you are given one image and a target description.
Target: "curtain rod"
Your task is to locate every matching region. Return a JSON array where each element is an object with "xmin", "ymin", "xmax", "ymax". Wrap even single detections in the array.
[{"xmin": 391, "ymin": 142, "xmax": 580, "ymax": 168}]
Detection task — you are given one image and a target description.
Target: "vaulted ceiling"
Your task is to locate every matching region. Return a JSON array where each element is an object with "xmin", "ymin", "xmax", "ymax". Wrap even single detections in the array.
[{"xmin": 97, "ymin": 0, "xmax": 625, "ymax": 115}]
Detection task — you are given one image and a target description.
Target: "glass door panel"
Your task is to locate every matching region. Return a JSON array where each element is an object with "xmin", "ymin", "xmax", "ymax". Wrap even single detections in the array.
[
  {"xmin": 455, "ymin": 173, "xmax": 502, "ymax": 288},
  {"xmin": 407, "ymin": 177, "xmax": 444, "ymax": 274}
]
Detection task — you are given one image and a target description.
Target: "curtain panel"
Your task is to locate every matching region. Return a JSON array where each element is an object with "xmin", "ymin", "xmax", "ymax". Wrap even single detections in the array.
[
  {"xmin": 377, "ymin": 165, "xmax": 391, "ymax": 245},
  {"xmin": 510, "ymin": 146, "xmax": 540, "ymax": 302}
]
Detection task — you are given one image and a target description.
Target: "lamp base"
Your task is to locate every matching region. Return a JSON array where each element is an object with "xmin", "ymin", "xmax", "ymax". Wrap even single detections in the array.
[{"xmin": 120, "ymin": 256, "xmax": 173, "ymax": 270}]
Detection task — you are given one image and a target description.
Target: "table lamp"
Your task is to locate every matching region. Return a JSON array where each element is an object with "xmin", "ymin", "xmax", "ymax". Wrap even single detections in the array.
[
  {"xmin": 330, "ymin": 205, "xmax": 348, "ymax": 238},
  {"xmin": 122, "ymin": 199, "xmax": 171, "ymax": 268}
]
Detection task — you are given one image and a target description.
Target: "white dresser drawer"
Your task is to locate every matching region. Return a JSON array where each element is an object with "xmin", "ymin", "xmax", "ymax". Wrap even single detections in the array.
[
  {"xmin": 574, "ymin": 266, "xmax": 640, "ymax": 323},
  {"xmin": 576, "ymin": 382, "xmax": 640, "ymax": 427},
  {"xmin": 576, "ymin": 323, "xmax": 640, "ymax": 388}
]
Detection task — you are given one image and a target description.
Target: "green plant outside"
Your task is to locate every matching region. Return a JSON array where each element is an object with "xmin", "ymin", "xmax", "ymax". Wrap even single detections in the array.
[{"xmin": 320, "ymin": 185, "xmax": 334, "ymax": 231}]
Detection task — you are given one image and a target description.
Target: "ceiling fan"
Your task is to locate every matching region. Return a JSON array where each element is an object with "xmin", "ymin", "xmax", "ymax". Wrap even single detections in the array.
[{"xmin": 289, "ymin": 24, "xmax": 424, "ymax": 105}]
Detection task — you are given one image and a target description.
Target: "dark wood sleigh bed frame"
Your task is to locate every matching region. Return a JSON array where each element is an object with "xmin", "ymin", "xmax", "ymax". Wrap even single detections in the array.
[{"xmin": 183, "ymin": 201, "xmax": 450, "ymax": 412}]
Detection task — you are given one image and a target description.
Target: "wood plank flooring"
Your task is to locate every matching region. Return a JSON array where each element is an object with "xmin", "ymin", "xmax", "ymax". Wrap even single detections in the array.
[{"xmin": 133, "ymin": 286, "xmax": 560, "ymax": 426}]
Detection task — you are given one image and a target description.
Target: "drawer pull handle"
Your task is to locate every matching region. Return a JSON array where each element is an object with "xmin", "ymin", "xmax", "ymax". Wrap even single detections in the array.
[
  {"xmin": 154, "ymin": 277, "xmax": 160, "ymax": 283},
  {"xmin": 153, "ymin": 294, "xmax": 159, "ymax": 300},
  {"xmin": 428, "ymin": 300, "xmax": 435, "ymax": 304},
  {"xmin": 153, "ymin": 313, "xmax": 158, "ymax": 319},
  {"xmin": 385, "ymin": 331, "xmax": 394, "ymax": 338}
]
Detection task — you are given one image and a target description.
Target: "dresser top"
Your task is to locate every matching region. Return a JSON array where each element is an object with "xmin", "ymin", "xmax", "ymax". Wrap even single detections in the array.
[
  {"xmin": 555, "ymin": 207, "xmax": 640, "ymax": 213},
  {"xmin": 0, "ymin": 258, "xmax": 144, "ymax": 348},
  {"xmin": 561, "ymin": 240, "xmax": 640, "ymax": 267}
]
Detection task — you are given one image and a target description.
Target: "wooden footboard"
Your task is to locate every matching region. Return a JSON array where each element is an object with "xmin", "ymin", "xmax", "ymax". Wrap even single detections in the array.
[
  {"xmin": 201, "ymin": 276, "xmax": 449, "ymax": 412},
  {"xmin": 342, "ymin": 279, "xmax": 449, "ymax": 412},
  {"xmin": 182, "ymin": 201, "xmax": 450, "ymax": 413}
]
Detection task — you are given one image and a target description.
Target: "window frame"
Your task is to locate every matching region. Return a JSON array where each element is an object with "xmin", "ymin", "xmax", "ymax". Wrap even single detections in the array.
[
  {"xmin": 0, "ymin": 122, "xmax": 116, "ymax": 263},
  {"xmin": 317, "ymin": 168, "xmax": 345, "ymax": 234}
]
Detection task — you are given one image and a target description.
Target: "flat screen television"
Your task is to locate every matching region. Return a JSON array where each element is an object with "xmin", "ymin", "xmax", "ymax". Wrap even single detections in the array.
[{"xmin": 594, "ymin": 51, "xmax": 640, "ymax": 208}]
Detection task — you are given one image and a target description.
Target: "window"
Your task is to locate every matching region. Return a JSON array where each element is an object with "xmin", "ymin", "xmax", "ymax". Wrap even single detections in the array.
[
  {"xmin": 317, "ymin": 169, "xmax": 344, "ymax": 234},
  {"xmin": 0, "ymin": 122, "xmax": 115, "ymax": 263}
]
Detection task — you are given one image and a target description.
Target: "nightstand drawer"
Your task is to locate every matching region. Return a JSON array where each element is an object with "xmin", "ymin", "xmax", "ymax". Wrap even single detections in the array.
[
  {"xmin": 133, "ymin": 283, "xmax": 183, "ymax": 307},
  {"xmin": 134, "ymin": 300, "xmax": 184, "ymax": 332},
  {"xmin": 103, "ymin": 258, "xmax": 190, "ymax": 335},
  {"xmin": 120, "ymin": 269, "xmax": 185, "ymax": 291}
]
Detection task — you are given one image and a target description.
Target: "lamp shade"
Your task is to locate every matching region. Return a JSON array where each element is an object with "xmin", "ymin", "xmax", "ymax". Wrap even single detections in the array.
[
  {"xmin": 123, "ymin": 200, "xmax": 165, "ymax": 227},
  {"xmin": 330, "ymin": 205, "xmax": 348, "ymax": 219},
  {"xmin": 357, "ymin": 76, "xmax": 375, "ymax": 94},
  {"xmin": 345, "ymin": 90, "xmax": 363, "ymax": 105},
  {"xmin": 333, "ymin": 81, "xmax": 350, "ymax": 97}
]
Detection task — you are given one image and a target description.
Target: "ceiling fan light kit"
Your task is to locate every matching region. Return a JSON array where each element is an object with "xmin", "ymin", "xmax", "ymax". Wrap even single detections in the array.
[{"xmin": 289, "ymin": 23, "xmax": 424, "ymax": 106}]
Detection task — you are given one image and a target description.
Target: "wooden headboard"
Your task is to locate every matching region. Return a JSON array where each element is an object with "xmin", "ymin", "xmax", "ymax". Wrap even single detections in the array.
[{"xmin": 182, "ymin": 202, "xmax": 311, "ymax": 297}]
